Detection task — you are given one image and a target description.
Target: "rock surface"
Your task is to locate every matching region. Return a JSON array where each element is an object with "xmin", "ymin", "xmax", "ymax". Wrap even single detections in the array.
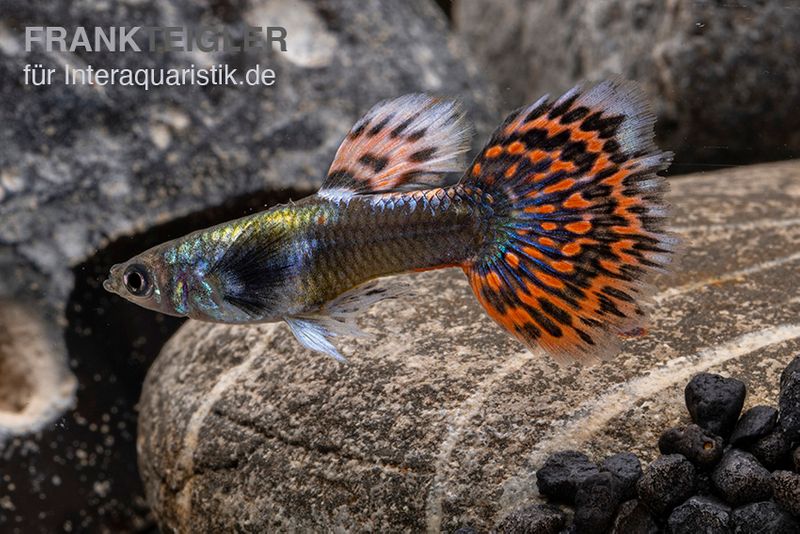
[
  {"xmin": 138, "ymin": 161, "xmax": 800, "ymax": 532},
  {"xmin": 780, "ymin": 356, "xmax": 800, "ymax": 443},
  {"xmin": 711, "ymin": 450, "xmax": 772, "ymax": 506},
  {"xmin": 492, "ymin": 504, "xmax": 565, "ymax": 534},
  {"xmin": 772, "ymin": 471, "xmax": 800, "ymax": 517},
  {"xmin": 573, "ymin": 472, "xmax": 622, "ymax": 532},
  {"xmin": 452, "ymin": 0, "xmax": 800, "ymax": 171},
  {"xmin": 748, "ymin": 429, "xmax": 791, "ymax": 469},
  {"xmin": 667, "ymin": 496, "xmax": 731, "ymax": 534},
  {"xmin": 658, "ymin": 424, "xmax": 724, "ymax": 467},
  {"xmin": 610, "ymin": 500, "xmax": 659, "ymax": 534},
  {"xmin": 730, "ymin": 406, "xmax": 778, "ymax": 447},
  {"xmin": 536, "ymin": 450, "xmax": 599, "ymax": 504},
  {"xmin": 685, "ymin": 373, "xmax": 747, "ymax": 439},
  {"xmin": 636, "ymin": 454, "xmax": 696, "ymax": 517},
  {"xmin": 731, "ymin": 501, "xmax": 800, "ymax": 534},
  {"xmin": 0, "ymin": 0, "xmax": 495, "ymax": 530},
  {"xmin": 600, "ymin": 452, "xmax": 642, "ymax": 501}
]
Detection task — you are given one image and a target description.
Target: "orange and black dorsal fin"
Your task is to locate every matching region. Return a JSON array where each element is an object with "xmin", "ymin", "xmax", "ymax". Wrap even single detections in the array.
[
  {"xmin": 319, "ymin": 94, "xmax": 471, "ymax": 200},
  {"xmin": 461, "ymin": 78, "xmax": 676, "ymax": 365}
]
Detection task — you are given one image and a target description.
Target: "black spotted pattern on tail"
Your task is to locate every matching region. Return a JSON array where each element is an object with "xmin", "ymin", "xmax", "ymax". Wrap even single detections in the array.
[
  {"xmin": 320, "ymin": 94, "xmax": 471, "ymax": 198},
  {"xmin": 461, "ymin": 79, "xmax": 675, "ymax": 365}
]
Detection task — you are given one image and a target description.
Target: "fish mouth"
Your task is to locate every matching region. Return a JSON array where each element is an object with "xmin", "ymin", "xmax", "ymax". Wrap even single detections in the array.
[{"xmin": 103, "ymin": 264, "xmax": 123, "ymax": 294}]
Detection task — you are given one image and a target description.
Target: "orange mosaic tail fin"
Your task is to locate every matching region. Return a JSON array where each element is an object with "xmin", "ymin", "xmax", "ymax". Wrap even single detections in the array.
[{"xmin": 460, "ymin": 79, "xmax": 676, "ymax": 365}]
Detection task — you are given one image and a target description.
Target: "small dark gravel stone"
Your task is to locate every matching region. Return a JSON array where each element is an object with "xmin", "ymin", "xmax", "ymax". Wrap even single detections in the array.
[
  {"xmin": 772, "ymin": 470, "xmax": 800, "ymax": 517},
  {"xmin": 454, "ymin": 529, "xmax": 477, "ymax": 534},
  {"xmin": 793, "ymin": 447, "xmax": 800, "ymax": 472},
  {"xmin": 780, "ymin": 356, "xmax": 800, "ymax": 444},
  {"xmin": 731, "ymin": 501, "xmax": 800, "ymax": 534},
  {"xmin": 536, "ymin": 450, "xmax": 600, "ymax": 504},
  {"xmin": 601, "ymin": 452, "xmax": 643, "ymax": 500},
  {"xmin": 492, "ymin": 504, "xmax": 565, "ymax": 534},
  {"xmin": 696, "ymin": 471, "xmax": 715, "ymax": 496},
  {"xmin": 637, "ymin": 454, "xmax": 696, "ymax": 516},
  {"xmin": 610, "ymin": 499, "xmax": 660, "ymax": 534},
  {"xmin": 658, "ymin": 424, "xmax": 725, "ymax": 467},
  {"xmin": 730, "ymin": 406, "xmax": 778, "ymax": 446},
  {"xmin": 574, "ymin": 471, "xmax": 623, "ymax": 532},
  {"xmin": 748, "ymin": 429, "xmax": 791, "ymax": 469},
  {"xmin": 685, "ymin": 373, "xmax": 747, "ymax": 438},
  {"xmin": 668, "ymin": 496, "xmax": 732, "ymax": 534},
  {"xmin": 711, "ymin": 449, "xmax": 772, "ymax": 505}
]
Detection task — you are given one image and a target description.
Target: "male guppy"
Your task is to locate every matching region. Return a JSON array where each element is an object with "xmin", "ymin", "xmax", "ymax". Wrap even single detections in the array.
[{"xmin": 104, "ymin": 80, "xmax": 675, "ymax": 364}]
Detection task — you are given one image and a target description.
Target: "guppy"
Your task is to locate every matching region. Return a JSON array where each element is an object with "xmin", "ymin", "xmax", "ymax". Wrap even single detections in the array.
[{"xmin": 104, "ymin": 80, "xmax": 675, "ymax": 364}]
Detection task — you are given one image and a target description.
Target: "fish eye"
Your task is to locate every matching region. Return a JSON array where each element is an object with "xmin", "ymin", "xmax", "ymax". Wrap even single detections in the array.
[{"xmin": 123, "ymin": 264, "xmax": 152, "ymax": 297}]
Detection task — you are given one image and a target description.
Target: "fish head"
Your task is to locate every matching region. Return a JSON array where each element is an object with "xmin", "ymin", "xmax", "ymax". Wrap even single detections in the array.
[{"xmin": 103, "ymin": 244, "xmax": 186, "ymax": 317}]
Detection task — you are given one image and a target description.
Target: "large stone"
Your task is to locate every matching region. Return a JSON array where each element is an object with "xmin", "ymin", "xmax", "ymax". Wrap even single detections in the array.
[
  {"xmin": 0, "ymin": 0, "xmax": 495, "ymax": 530},
  {"xmin": 452, "ymin": 0, "xmax": 800, "ymax": 171},
  {"xmin": 138, "ymin": 160, "xmax": 800, "ymax": 531}
]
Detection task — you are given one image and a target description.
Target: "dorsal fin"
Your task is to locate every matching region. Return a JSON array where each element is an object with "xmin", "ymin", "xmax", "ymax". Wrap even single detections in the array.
[{"xmin": 319, "ymin": 94, "xmax": 471, "ymax": 199}]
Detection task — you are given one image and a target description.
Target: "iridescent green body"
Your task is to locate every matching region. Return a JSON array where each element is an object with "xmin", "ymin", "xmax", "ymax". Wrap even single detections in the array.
[
  {"xmin": 183, "ymin": 185, "xmax": 486, "ymax": 321},
  {"xmin": 104, "ymin": 185, "xmax": 487, "ymax": 326}
]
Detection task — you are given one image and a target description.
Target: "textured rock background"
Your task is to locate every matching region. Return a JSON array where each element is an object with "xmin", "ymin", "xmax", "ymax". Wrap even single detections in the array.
[
  {"xmin": 0, "ymin": 0, "xmax": 495, "ymax": 531},
  {"xmin": 139, "ymin": 161, "xmax": 800, "ymax": 532},
  {"xmin": 452, "ymin": 0, "xmax": 800, "ymax": 173}
]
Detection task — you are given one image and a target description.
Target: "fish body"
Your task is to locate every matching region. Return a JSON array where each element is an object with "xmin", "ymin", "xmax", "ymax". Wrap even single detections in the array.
[{"xmin": 105, "ymin": 82, "xmax": 675, "ymax": 364}]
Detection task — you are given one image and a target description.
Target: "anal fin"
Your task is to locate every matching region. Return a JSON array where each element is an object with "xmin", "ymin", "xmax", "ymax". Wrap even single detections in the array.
[{"xmin": 284, "ymin": 278, "xmax": 410, "ymax": 361}]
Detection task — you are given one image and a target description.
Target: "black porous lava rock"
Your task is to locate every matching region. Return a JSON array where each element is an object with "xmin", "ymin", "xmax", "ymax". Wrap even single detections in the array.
[
  {"xmin": 492, "ymin": 504, "xmax": 565, "ymax": 534},
  {"xmin": 601, "ymin": 452, "xmax": 643, "ymax": 501},
  {"xmin": 711, "ymin": 449, "xmax": 772, "ymax": 506},
  {"xmin": 658, "ymin": 424, "xmax": 725, "ymax": 467},
  {"xmin": 780, "ymin": 357, "xmax": 800, "ymax": 444},
  {"xmin": 730, "ymin": 406, "xmax": 779, "ymax": 447},
  {"xmin": 667, "ymin": 496, "xmax": 732, "ymax": 534},
  {"xmin": 637, "ymin": 454, "xmax": 696, "ymax": 516},
  {"xmin": 748, "ymin": 429, "xmax": 791, "ymax": 469},
  {"xmin": 685, "ymin": 373, "xmax": 747, "ymax": 439},
  {"xmin": 731, "ymin": 501, "xmax": 800, "ymax": 534},
  {"xmin": 610, "ymin": 499, "xmax": 660, "ymax": 534},
  {"xmin": 696, "ymin": 471, "xmax": 715, "ymax": 497},
  {"xmin": 536, "ymin": 450, "xmax": 600, "ymax": 504},
  {"xmin": 574, "ymin": 472, "xmax": 623, "ymax": 533},
  {"xmin": 772, "ymin": 471, "xmax": 800, "ymax": 517}
]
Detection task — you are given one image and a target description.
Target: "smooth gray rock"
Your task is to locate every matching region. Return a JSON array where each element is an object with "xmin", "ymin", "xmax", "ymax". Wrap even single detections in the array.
[
  {"xmin": 453, "ymin": 0, "xmax": 800, "ymax": 171},
  {"xmin": 138, "ymin": 160, "xmax": 800, "ymax": 531}
]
